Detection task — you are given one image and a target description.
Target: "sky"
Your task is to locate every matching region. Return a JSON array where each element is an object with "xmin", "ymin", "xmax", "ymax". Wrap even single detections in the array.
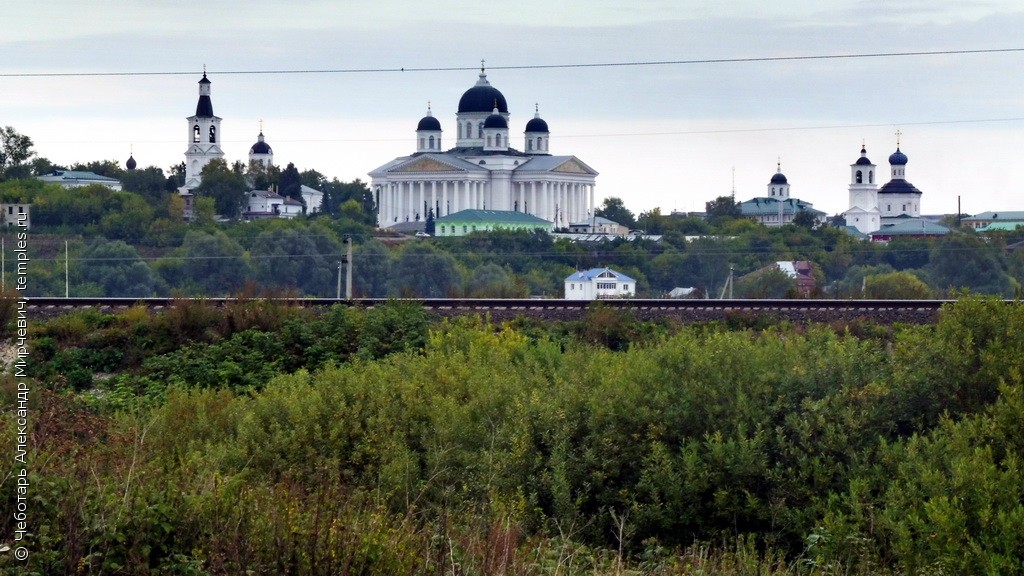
[{"xmin": 4, "ymin": 0, "xmax": 1024, "ymax": 218}]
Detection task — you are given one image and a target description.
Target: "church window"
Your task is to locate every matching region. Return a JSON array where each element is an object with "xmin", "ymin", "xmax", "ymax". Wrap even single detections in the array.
[
  {"xmin": 478, "ymin": 123, "xmax": 483, "ymax": 138},
  {"xmin": 193, "ymin": 125, "xmax": 200, "ymax": 142},
  {"xmin": 856, "ymin": 170, "xmax": 863, "ymax": 184},
  {"xmin": 495, "ymin": 134, "xmax": 502, "ymax": 147},
  {"xmin": 902, "ymin": 204, "xmax": 906, "ymax": 211},
  {"xmin": 537, "ymin": 137, "xmax": 543, "ymax": 150},
  {"xmin": 467, "ymin": 122, "xmax": 472, "ymax": 137},
  {"xmin": 428, "ymin": 135, "xmax": 434, "ymax": 149},
  {"xmin": 528, "ymin": 140, "xmax": 533, "ymax": 151},
  {"xmin": 869, "ymin": 171, "xmax": 874, "ymax": 183},
  {"xmin": 487, "ymin": 136, "xmax": 492, "ymax": 147},
  {"xmin": 209, "ymin": 126, "xmax": 216, "ymax": 143},
  {"xmin": 419, "ymin": 137, "xmax": 424, "ymax": 149},
  {"xmin": 887, "ymin": 204, "xmax": 891, "ymax": 211}
]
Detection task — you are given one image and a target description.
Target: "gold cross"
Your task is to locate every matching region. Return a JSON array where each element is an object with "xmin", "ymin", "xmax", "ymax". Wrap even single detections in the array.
[{"xmin": 895, "ymin": 129, "xmax": 902, "ymax": 147}]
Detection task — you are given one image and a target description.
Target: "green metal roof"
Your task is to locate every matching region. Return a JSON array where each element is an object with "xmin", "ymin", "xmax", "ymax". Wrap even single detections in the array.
[{"xmin": 436, "ymin": 209, "xmax": 551, "ymax": 225}]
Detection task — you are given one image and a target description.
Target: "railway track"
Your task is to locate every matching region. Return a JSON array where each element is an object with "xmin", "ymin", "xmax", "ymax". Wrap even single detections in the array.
[{"xmin": 18, "ymin": 296, "xmax": 976, "ymax": 324}]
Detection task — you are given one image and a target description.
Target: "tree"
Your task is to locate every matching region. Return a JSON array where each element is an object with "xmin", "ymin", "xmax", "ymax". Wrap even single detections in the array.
[
  {"xmin": 734, "ymin": 266, "xmax": 796, "ymax": 298},
  {"xmin": 121, "ymin": 166, "xmax": 170, "ymax": 210},
  {"xmin": 924, "ymin": 234, "xmax": 1014, "ymax": 296},
  {"xmin": 595, "ymin": 196, "xmax": 637, "ymax": 229},
  {"xmin": 791, "ymin": 208, "xmax": 817, "ymax": 229},
  {"xmin": 0, "ymin": 126, "xmax": 35, "ymax": 180},
  {"xmin": 278, "ymin": 162, "xmax": 302, "ymax": 201},
  {"xmin": 197, "ymin": 159, "xmax": 248, "ymax": 218},
  {"xmin": 353, "ymin": 239, "xmax": 391, "ymax": 297},
  {"xmin": 392, "ymin": 243, "xmax": 460, "ymax": 297},
  {"xmin": 424, "ymin": 208, "xmax": 436, "ymax": 235},
  {"xmin": 74, "ymin": 239, "xmax": 158, "ymax": 297},
  {"xmin": 705, "ymin": 195, "xmax": 742, "ymax": 226},
  {"xmin": 864, "ymin": 271, "xmax": 934, "ymax": 299},
  {"xmin": 250, "ymin": 224, "xmax": 340, "ymax": 296},
  {"xmin": 157, "ymin": 230, "xmax": 250, "ymax": 295}
]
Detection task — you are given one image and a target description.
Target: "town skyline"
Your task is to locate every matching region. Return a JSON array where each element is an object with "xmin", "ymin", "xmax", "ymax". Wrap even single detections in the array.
[{"xmin": 4, "ymin": 0, "xmax": 1024, "ymax": 218}]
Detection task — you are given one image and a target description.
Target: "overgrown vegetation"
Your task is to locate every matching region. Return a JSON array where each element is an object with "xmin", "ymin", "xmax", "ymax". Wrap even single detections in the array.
[{"xmin": 2, "ymin": 297, "xmax": 1024, "ymax": 573}]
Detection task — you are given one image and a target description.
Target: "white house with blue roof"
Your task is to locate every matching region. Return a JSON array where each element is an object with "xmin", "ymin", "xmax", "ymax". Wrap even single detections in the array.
[
  {"xmin": 369, "ymin": 64, "xmax": 598, "ymax": 229},
  {"xmin": 564, "ymin": 268, "xmax": 636, "ymax": 300}
]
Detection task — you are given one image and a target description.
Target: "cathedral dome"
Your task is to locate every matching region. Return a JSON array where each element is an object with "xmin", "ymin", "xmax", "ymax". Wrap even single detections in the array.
[
  {"xmin": 417, "ymin": 115, "xmax": 442, "ymax": 131},
  {"xmin": 250, "ymin": 132, "xmax": 272, "ymax": 154},
  {"xmin": 125, "ymin": 154, "xmax": 137, "ymax": 170},
  {"xmin": 888, "ymin": 148, "xmax": 908, "ymax": 166},
  {"xmin": 458, "ymin": 69, "xmax": 508, "ymax": 114},
  {"xmin": 525, "ymin": 116, "xmax": 549, "ymax": 133},
  {"xmin": 770, "ymin": 172, "xmax": 788, "ymax": 185},
  {"xmin": 483, "ymin": 110, "xmax": 508, "ymax": 129}
]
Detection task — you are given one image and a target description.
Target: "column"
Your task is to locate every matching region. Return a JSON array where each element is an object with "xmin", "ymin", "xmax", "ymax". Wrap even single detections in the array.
[
  {"xmin": 531, "ymin": 181, "xmax": 537, "ymax": 216},
  {"xmin": 430, "ymin": 181, "xmax": 437, "ymax": 218}
]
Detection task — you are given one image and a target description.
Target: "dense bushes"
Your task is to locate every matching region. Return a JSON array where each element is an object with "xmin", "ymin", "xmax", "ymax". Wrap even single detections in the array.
[{"xmin": 4, "ymin": 298, "xmax": 1024, "ymax": 573}]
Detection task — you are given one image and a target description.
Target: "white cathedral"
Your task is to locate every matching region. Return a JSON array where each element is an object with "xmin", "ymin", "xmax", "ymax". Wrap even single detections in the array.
[
  {"xmin": 369, "ymin": 66, "xmax": 599, "ymax": 228},
  {"xmin": 844, "ymin": 136, "xmax": 923, "ymax": 234}
]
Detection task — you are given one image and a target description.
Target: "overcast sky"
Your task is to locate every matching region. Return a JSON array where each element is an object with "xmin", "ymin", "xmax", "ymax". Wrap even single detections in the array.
[{"xmin": 4, "ymin": 0, "xmax": 1024, "ymax": 217}]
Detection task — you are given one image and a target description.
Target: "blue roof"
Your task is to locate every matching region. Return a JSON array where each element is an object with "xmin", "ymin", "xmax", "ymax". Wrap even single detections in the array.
[
  {"xmin": 878, "ymin": 179, "xmax": 922, "ymax": 195},
  {"xmin": 565, "ymin": 267, "xmax": 636, "ymax": 284}
]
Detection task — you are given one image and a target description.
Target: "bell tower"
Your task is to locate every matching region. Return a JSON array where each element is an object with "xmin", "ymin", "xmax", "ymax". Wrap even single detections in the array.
[{"xmin": 183, "ymin": 69, "xmax": 225, "ymax": 189}]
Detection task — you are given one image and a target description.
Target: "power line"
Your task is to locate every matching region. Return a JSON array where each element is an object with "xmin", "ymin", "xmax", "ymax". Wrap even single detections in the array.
[{"xmin": 3, "ymin": 48, "xmax": 1022, "ymax": 78}]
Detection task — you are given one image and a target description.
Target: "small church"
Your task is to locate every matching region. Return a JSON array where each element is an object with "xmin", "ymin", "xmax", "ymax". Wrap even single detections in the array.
[{"xmin": 844, "ymin": 133, "xmax": 924, "ymax": 235}]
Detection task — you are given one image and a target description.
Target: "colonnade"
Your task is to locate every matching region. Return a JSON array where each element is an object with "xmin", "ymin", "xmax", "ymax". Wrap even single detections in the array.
[{"xmin": 375, "ymin": 179, "xmax": 595, "ymax": 228}]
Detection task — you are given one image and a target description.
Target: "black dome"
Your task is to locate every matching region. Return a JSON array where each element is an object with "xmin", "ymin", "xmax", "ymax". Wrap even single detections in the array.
[
  {"xmin": 525, "ymin": 117, "xmax": 549, "ymax": 133},
  {"xmin": 250, "ymin": 132, "xmax": 272, "ymax": 155},
  {"xmin": 458, "ymin": 72, "xmax": 508, "ymax": 114},
  {"xmin": 770, "ymin": 172, "xmax": 788, "ymax": 185},
  {"xmin": 125, "ymin": 155, "xmax": 137, "ymax": 170},
  {"xmin": 483, "ymin": 113, "xmax": 508, "ymax": 129},
  {"xmin": 855, "ymin": 156, "xmax": 873, "ymax": 166},
  {"xmin": 417, "ymin": 115, "xmax": 442, "ymax": 131},
  {"xmin": 878, "ymin": 179, "xmax": 922, "ymax": 195}
]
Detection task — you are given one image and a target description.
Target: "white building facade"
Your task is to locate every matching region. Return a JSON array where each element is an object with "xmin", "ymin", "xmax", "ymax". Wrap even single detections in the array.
[
  {"xmin": 844, "ymin": 145, "xmax": 882, "ymax": 234},
  {"xmin": 564, "ymin": 268, "xmax": 636, "ymax": 300},
  {"xmin": 369, "ymin": 67, "xmax": 598, "ymax": 228}
]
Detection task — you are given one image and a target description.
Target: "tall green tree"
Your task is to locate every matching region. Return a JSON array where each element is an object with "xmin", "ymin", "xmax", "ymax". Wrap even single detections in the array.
[
  {"xmin": 197, "ymin": 159, "xmax": 248, "ymax": 218},
  {"xmin": 705, "ymin": 195, "xmax": 742, "ymax": 226},
  {"xmin": 0, "ymin": 126, "xmax": 34, "ymax": 180},
  {"xmin": 74, "ymin": 239, "xmax": 159, "ymax": 297},
  {"xmin": 392, "ymin": 242, "xmax": 460, "ymax": 297},
  {"xmin": 595, "ymin": 196, "xmax": 637, "ymax": 228}
]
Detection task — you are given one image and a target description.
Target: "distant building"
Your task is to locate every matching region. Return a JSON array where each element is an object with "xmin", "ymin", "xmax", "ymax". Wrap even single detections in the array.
[
  {"xmin": 741, "ymin": 261, "xmax": 818, "ymax": 298},
  {"xmin": 243, "ymin": 190, "xmax": 304, "ymax": 220},
  {"xmin": 0, "ymin": 204, "xmax": 30, "ymax": 229},
  {"xmin": 567, "ymin": 216, "xmax": 629, "ymax": 236},
  {"xmin": 869, "ymin": 218, "xmax": 949, "ymax": 243},
  {"xmin": 738, "ymin": 162, "xmax": 825, "ymax": 226},
  {"xmin": 37, "ymin": 170, "xmax": 122, "ymax": 191},
  {"xmin": 962, "ymin": 211, "xmax": 1024, "ymax": 231},
  {"xmin": 300, "ymin": 184, "xmax": 324, "ymax": 214},
  {"xmin": 844, "ymin": 145, "xmax": 882, "ymax": 234},
  {"xmin": 565, "ymin": 268, "xmax": 636, "ymax": 300},
  {"xmin": 248, "ymin": 130, "xmax": 274, "ymax": 169},
  {"xmin": 369, "ymin": 66, "xmax": 598, "ymax": 228},
  {"xmin": 435, "ymin": 209, "xmax": 552, "ymax": 237}
]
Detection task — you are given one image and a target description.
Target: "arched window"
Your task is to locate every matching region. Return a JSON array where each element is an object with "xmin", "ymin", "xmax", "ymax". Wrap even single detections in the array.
[
  {"xmin": 419, "ymin": 137, "xmax": 424, "ymax": 149},
  {"xmin": 495, "ymin": 133, "xmax": 502, "ymax": 147},
  {"xmin": 467, "ymin": 122, "xmax": 472, "ymax": 138},
  {"xmin": 527, "ymin": 140, "xmax": 533, "ymax": 151},
  {"xmin": 856, "ymin": 170, "xmax": 863, "ymax": 184},
  {"xmin": 428, "ymin": 135, "xmax": 434, "ymax": 149},
  {"xmin": 487, "ymin": 135, "xmax": 492, "ymax": 147},
  {"xmin": 193, "ymin": 125, "xmax": 200, "ymax": 143},
  {"xmin": 478, "ymin": 123, "xmax": 483, "ymax": 138},
  {"xmin": 868, "ymin": 171, "xmax": 874, "ymax": 184},
  {"xmin": 209, "ymin": 126, "xmax": 216, "ymax": 143},
  {"xmin": 537, "ymin": 137, "xmax": 543, "ymax": 150}
]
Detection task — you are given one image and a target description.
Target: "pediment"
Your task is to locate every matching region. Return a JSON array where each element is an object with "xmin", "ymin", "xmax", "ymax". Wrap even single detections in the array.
[
  {"xmin": 394, "ymin": 157, "xmax": 463, "ymax": 173},
  {"xmin": 552, "ymin": 159, "xmax": 592, "ymax": 174}
]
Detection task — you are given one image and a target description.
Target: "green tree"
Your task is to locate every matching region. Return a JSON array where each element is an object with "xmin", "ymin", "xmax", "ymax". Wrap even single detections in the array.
[
  {"xmin": 74, "ymin": 239, "xmax": 158, "ymax": 296},
  {"xmin": 791, "ymin": 208, "xmax": 817, "ymax": 229},
  {"xmin": 353, "ymin": 239, "xmax": 391, "ymax": 297},
  {"xmin": 278, "ymin": 162, "xmax": 302, "ymax": 202},
  {"xmin": 157, "ymin": 230, "xmax": 250, "ymax": 295},
  {"xmin": 392, "ymin": 242, "xmax": 460, "ymax": 297},
  {"xmin": 197, "ymin": 159, "xmax": 248, "ymax": 218},
  {"xmin": 864, "ymin": 270, "xmax": 934, "ymax": 299},
  {"xmin": 121, "ymin": 165, "xmax": 169, "ymax": 209},
  {"xmin": 595, "ymin": 196, "xmax": 637, "ymax": 229},
  {"xmin": 705, "ymin": 195, "xmax": 742, "ymax": 226},
  {"xmin": 0, "ymin": 126, "xmax": 35, "ymax": 180},
  {"xmin": 734, "ymin": 266, "xmax": 796, "ymax": 298},
  {"xmin": 924, "ymin": 234, "xmax": 1014, "ymax": 296},
  {"xmin": 250, "ymin": 224, "xmax": 340, "ymax": 296}
]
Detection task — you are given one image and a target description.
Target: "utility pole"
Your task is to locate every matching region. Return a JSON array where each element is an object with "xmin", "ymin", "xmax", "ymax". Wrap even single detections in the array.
[
  {"xmin": 65, "ymin": 240, "xmax": 69, "ymax": 298},
  {"xmin": 345, "ymin": 235, "xmax": 353, "ymax": 299}
]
